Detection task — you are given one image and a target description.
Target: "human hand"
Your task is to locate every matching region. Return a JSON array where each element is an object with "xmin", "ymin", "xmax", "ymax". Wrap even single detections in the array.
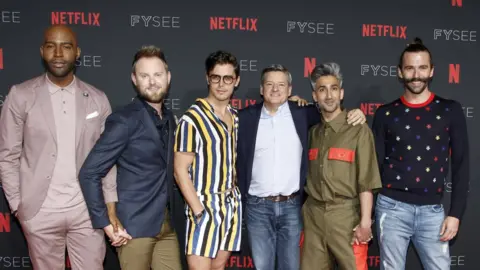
[
  {"xmin": 440, "ymin": 216, "xmax": 460, "ymax": 241},
  {"xmin": 346, "ymin": 109, "xmax": 366, "ymax": 126},
  {"xmin": 288, "ymin": 95, "xmax": 309, "ymax": 106}
]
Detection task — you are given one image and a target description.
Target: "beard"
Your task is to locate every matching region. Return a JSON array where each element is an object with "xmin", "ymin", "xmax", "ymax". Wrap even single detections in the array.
[
  {"xmin": 136, "ymin": 85, "xmax": 167, "ymax": 103},
  {"xmin": 402, "ymin": 76, "xmax": 432, "ymax": 95},
  {"xmin": 44, "ymin": 59, "xmax": 76, "ymax": 78}
]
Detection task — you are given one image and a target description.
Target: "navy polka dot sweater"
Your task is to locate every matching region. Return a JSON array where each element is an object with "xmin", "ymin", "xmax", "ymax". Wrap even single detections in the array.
[{"xmin": 372, "ymin": 93, "xmax": 469, "ymax": 219}]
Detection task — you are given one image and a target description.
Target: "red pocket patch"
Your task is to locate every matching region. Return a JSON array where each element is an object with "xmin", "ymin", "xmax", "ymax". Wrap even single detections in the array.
[
  {"xmin": 328, "ymin": 148, "xmax": 355, "ymax": 163},
  {"xmin": 309, "ymin": 148, "xmax": 319, "ymax": 160}
]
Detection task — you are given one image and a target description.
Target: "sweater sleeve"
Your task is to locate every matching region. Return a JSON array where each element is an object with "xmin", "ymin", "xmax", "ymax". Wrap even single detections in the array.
[{"xmin": 447, "ymin": 101, "xmax": 470, "ymax": 219}]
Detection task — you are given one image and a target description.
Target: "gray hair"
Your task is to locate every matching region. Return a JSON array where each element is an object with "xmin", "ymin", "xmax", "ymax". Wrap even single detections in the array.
[
  {"xmin": 309, "ymin": 62, "xmax": 343, "ymax": 89},
  {"xmin": 260, "ymin": 64, "xmax": 292, "ymax": 85}
]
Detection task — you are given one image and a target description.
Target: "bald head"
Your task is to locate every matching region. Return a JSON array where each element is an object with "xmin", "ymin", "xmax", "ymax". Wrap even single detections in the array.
[
  {"xmin": 40, "ymin": 25, "xmax": 81, "ymax": 86},
  {"xmin": 43, "ymin": 25, "xmax": 78, "ymax": 46}
]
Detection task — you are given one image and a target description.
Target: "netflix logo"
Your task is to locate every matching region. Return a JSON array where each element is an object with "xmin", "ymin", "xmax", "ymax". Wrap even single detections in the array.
[
  {"xmin": 231, "ymin": 99, "xmax": 257, "ymax": 109},
  {"xmin": 368, "ymin": 256, "xmax": 381, "ymax": 267},
  {"xmin": 0, "ymin": 48, "xmax": 3, "ymax": 70},
  {"xmin": 452, "ymin": 0, "xmax": 463, "ymax": 7},
  {"xmin": 360, "ymin": 103, "xmax": 383, "ymax": 116},
  {"xmin": 225, "ymin": 255, "xmax": 254, "ymax": 268},
  {"xmin": 51, "ymin": 11, "xmax": 100, "ymax": 26},
  {"xmin": 0, "ymin": 212, "xmax": 11, "ymax": 233},
  {"xmin": 210, "ymin": 17, "xmax": 258, "ymax": 32},
  {"xmin": 362, "ymin": 24, "xmax": 407, "ymax": 39},
  {"xmin": 304, "ymin": 57, "xmax": 317, "ymax": 78},
  {"xmin": 449, "ymin": 64, "xmax": 460, "ymax": 84}
]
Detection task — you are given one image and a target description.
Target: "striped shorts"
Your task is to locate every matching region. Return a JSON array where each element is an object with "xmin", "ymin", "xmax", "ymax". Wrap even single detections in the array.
[{"xmin": 185, "ymin": 186, "xmax": 242, "ymax": 258}]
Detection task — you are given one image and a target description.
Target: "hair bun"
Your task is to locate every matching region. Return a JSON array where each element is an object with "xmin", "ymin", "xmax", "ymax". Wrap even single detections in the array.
[{"xmin": 413, "ymin": 37, "xmax": 423, "ymax": 45}]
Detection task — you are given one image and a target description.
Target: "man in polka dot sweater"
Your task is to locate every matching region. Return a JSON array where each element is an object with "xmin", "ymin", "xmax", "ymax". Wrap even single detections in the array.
[{"xmin": 372, "ymin": 38, "xmax": 469, "ymax": 270}]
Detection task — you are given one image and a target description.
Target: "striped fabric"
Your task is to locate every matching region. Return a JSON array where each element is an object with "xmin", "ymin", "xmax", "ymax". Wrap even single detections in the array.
[
  {"xmin": 174, "ymin": 98, "xmax": 238, "ymax": 196},
  {"xmin": 185, "ymin": 188, "xmax": 242, "ymax": 257},
  {"xmin": 174, "ymin": 98, "xmax": 242, "ymax": 257}
]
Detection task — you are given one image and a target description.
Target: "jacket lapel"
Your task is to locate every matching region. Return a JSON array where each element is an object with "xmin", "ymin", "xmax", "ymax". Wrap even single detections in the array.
[
  {"xmin": 247, "ymin": 103, "xmax": 262, "ymax": 165},
  {"xmin": 37, "ymin": 78, "xmax": 57, "ymax": 143},
  {"xmin": 75, "ymin": 81, "xmax": 89, "ymax": 148}
]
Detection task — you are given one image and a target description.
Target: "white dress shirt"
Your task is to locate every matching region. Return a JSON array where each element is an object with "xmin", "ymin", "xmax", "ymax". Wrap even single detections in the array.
[{"xmin": 249, "ymin": 102, "xmax": 303, "ymax": 197}]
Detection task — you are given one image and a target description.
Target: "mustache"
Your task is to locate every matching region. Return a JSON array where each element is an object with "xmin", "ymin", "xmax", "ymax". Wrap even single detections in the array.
[
  {"xmin": 403, "ymin": 76, "xmax": 431, "ymax": 83},
  {"xmin": 145, "ymin": 85, "xmax": 160, "ymax": 90}
]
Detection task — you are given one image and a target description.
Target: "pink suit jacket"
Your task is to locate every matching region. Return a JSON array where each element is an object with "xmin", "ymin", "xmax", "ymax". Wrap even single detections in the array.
[{"xmin": 0, "ymin": 75, "xmax": 117, "ymax": 221}]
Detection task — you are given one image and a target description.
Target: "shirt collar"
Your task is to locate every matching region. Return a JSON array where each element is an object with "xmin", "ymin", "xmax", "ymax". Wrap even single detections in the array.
[
  {"xmin": 196, "ymin": 98, "xmax": 237, "ymax": 115},
  {"xmin": 46, "ymin": 74, "xmax": 76, "ymax": 95},
  {"xmin": 261, "ymin": 101, "xmax": 289, "ymax": 118},
  {"xmin": 139, "ymin": 96, "xmax": 170, "ymax": 118},
  {"xmin": 322, "ymin": 109, "xmax": 347, "ymax": 133}
]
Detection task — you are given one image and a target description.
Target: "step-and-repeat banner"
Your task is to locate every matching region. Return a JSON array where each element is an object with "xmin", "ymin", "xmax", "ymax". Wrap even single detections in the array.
[{"xmin": 0, "ymin": 0, "xmax": 478, "ymax": 269}]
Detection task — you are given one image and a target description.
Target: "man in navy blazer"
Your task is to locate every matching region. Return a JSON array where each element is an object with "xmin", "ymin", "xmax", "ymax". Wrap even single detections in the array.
[
  {"xmin": 79, "ymin": 46, "xmax": 182, "ymax": 269},
  {"xmin": 236, "ymin": 64, "xmax": 365, "ymax": 270}
]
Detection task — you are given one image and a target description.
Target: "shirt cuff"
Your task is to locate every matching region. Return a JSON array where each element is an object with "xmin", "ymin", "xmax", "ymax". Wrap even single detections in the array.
[
  {"xmin": 92, "ymin": 214, "xmax": 111, "ymax": 230},
  {"xmin": 448, "ymin": 206, "xmax": 465, "ymax": 220}
]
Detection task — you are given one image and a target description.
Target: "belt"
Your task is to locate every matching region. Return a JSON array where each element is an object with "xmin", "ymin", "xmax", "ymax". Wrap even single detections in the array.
[{"xmin": 263, "ymin": 192, "xmax": 299, "ymax": 202}]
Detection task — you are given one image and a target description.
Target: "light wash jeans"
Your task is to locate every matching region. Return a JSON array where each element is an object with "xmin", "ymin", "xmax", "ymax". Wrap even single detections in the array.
[{"xmin": 375, "ymin": 194, "xmax": 450, "ymax": 270}]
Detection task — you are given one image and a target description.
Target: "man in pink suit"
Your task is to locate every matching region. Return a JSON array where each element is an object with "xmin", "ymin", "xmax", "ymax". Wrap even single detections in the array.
[{"xmin": 0, "ymin": 25, "xmax": 117, "ymax": 269}]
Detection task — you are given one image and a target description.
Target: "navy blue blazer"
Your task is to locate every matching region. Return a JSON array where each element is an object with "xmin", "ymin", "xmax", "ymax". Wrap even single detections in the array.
[
  {"xmin": 236, "ymin": 101, "xmax": 321, "ymax": 202},
  {"xmin": 79, "ymin": 98, "xmax": 177, "ymax": 238}
]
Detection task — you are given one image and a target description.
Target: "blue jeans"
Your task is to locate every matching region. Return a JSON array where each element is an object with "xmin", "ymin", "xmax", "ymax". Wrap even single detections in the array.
[
  {"xmin": 245, "ymin": 194, "xmax": 303, "ymax": 270},
  {"xmin": 375, "ymin": 194, "xmax": 450, "ymax": 270}
]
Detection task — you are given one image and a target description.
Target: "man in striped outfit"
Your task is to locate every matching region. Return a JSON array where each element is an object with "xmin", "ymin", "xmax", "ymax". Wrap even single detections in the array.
[{"xmin": 174, "ymin": 50, "xmax": 242, "ymax": 270}]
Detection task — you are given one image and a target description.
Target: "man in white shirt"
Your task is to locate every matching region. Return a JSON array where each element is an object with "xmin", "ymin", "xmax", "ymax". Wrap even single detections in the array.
[{"xmin": 237, "ymin": 64, "xmax": 366, "ymax": 270}]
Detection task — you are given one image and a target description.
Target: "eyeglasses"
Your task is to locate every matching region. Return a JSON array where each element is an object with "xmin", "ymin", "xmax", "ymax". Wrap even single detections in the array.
[{"xmin": 209, "ymin": 74, "xmax": 236, "ymax": 85}]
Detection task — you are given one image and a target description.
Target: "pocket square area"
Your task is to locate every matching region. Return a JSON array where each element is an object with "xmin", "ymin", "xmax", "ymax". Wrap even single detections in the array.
[{"xmin": 86, "ymin": 111, "xmax": 99, "ymax": 119}]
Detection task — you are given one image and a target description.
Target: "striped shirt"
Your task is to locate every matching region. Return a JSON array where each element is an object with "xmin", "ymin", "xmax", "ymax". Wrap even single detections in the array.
[{"xmin": 174, "ymin": 98, "xmax": 238, "ymax": 196}]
